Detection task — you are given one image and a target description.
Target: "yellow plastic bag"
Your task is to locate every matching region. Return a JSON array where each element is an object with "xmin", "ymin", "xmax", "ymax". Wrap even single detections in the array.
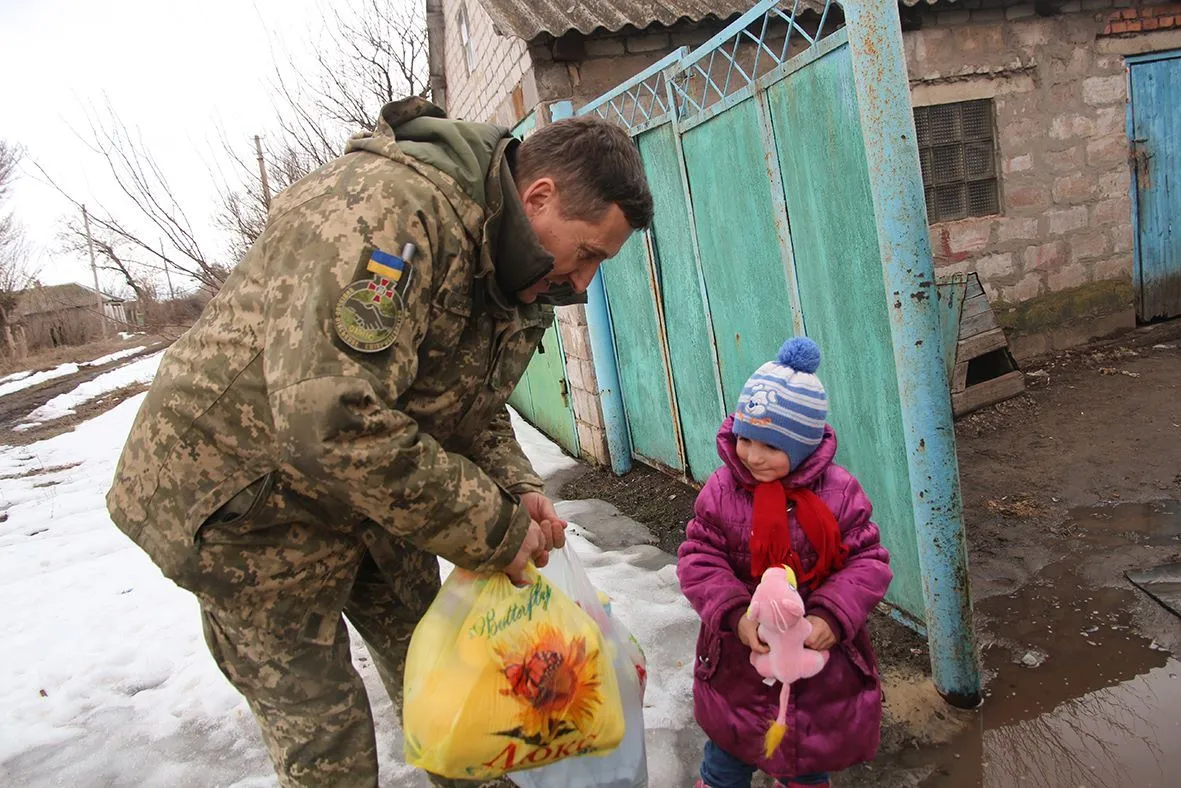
[{"xmin": 403, "ymin": 564, "xmax": 626, "ymax": 780}]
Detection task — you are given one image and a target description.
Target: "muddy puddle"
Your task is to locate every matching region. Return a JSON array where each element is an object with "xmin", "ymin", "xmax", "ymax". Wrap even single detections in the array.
[{"xmin": 890, "ymin": 502, "xmax": 1181, "ymax": 787}]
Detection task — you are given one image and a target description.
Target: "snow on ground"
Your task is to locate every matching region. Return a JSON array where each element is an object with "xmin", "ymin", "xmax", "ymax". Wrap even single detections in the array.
[
  {"xmin": 0, "ymin": 363, "xmax": 81, "ymax": 399},
  {"xmin": 0, "ymin": 369, "xmax": 35, "ymax": 385},
  {"xmin": 0, "ymin": 345, "xmax": 151, "ymax": 400},
  {"xmin": 83, "ymin": 345, "xmax": 149, "ymax": 368},
  {"xmin": 0, "ymin": 368, "xmax": 703, "ymax": 787},
  {"xmin": 17, "ymin": 351, "xmax": 165, "ymax": 428}
]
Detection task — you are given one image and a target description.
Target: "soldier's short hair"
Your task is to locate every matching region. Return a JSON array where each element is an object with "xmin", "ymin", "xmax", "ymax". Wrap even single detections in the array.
[{"xmin": 516, "ymin": 117, "xmax": 654, "ymax": 230}]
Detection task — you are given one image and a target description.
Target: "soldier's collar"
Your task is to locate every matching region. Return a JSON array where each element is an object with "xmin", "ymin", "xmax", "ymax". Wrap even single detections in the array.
[{"xmin": 480, "ymin": 139, "xmax": 586, "ymax": 311}]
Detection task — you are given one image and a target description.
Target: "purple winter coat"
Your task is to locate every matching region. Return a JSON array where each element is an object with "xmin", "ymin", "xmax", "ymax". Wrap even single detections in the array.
[{"xmin": 676, "ymin": 417, "xmax": 893, "ymax": 778}]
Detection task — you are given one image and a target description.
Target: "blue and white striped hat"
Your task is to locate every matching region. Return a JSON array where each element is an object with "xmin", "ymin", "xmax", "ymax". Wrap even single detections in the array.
[{"xmin": 732, "ymin": 336, "xmax": 828, "ymax": 469}]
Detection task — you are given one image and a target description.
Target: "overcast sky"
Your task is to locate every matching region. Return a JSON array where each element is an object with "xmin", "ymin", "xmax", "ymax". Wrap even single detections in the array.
[{"xmin": 0, "ymin": 0, "xmax": 339, "ymax": 291}]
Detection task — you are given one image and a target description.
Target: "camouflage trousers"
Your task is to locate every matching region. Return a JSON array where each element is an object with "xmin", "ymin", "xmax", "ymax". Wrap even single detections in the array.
[{"xmin": 192, "ymin": 476, "xmax": 516, "ymax": 788}]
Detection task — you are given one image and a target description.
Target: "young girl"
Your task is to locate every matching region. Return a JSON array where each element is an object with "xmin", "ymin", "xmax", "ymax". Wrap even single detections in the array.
[{"xmin": 677, "ymin": 337, "xmax": 893, "ymax": 788}]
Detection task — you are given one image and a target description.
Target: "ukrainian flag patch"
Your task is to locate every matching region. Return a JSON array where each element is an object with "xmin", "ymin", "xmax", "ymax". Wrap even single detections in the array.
[{"xmin": 366, "ymin": 248, "xmax": 407, "ymax": 282}]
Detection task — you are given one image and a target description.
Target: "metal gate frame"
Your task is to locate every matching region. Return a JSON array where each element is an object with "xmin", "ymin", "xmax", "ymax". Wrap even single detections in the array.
[{"xmin": 569, "ymin": 0, "xmax": 981, "ymax": 704}]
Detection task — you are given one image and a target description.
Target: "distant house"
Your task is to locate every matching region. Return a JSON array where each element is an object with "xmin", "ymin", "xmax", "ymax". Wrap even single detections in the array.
[{"xmin": 16, "ymin": 283, "xmax": 126, "ymax": 351}]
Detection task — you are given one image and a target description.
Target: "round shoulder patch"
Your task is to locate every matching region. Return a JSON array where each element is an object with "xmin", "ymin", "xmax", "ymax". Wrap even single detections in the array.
[{"xmin": 333, "ymin": 278, "xmax": 404, "ymax": 353}]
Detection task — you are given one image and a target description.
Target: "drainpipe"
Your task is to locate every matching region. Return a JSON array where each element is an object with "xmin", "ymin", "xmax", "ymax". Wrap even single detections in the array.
[
  {"xmin": 844, "ymin": 0, "xmax": 982, "ymax": 706},
  {"xmin": 425, "ymin": 0, "xmax": 448, "ymax": 110},
  {"xmin": 552, "ymin": 100, "xmax": 633, "ymax": 475}
]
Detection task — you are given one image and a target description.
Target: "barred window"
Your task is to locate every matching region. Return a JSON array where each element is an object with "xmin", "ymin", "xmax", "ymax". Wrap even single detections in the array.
[{"xmin": 914, "ymin": 99, "xmax": 1001, "ymax": 224}]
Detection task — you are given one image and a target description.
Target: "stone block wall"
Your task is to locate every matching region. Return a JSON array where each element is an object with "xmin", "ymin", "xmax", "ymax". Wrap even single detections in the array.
[
  {"xmin": 906, "ymin": 1, "xmax": 1181, "ymax": 353},
  {"xmin": 528, "ymin": 21, "xmax": 724, "ymax": 111},
  {"xmin": 906, "ymin": 4, "xmax": 1135, "ymax": 306}
]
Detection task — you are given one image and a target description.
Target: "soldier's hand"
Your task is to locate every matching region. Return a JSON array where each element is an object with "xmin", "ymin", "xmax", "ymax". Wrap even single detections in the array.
[
  {"xmin": 505, "ymin": 520, "xmax": 552, "ymax": 585},
  {"xmin": 520, "ymin": 492, "xmax": 567, "ymax": 549}
]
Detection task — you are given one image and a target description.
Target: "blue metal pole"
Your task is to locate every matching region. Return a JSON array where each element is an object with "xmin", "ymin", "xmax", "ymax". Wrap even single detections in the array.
[
  {"xmin": 584, "ymin": 272, "xmax": 633, "ymax": 476},
  {"xmin": 843, "ymin": 0, "xmax": 982, "ymax": 706},
  {"xmin": 551, "ymin": 99, "xmax": 634, "ymax": 475}
]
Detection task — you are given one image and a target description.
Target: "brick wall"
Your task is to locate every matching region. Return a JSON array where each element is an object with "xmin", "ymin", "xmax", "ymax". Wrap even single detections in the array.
[
  {"xmin": 1103, "ymin": 3, "xmax": 1181, "ymax": 33},
  {"xmin": 440, "ymin": 0, "xmax": 534, "ymax": 123},
  {"xmin": 905, "ymin": 3, "xmax": 1139, "ymax": 315},
  {"xmin": 554, "ymin": 305, "xmax": 611, "ymax": 465}
]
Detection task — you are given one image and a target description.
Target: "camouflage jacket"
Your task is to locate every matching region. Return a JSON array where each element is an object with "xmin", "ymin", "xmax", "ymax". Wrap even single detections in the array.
[{"xmin": 107, "ymin": 98, "xmax": 577, "ymax": 585}]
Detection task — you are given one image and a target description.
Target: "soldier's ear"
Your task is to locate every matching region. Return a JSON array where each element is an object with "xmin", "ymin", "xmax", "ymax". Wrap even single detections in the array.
[{"xmin": 520, "ymin": 177, "xmax": 557, "ymax": 218}]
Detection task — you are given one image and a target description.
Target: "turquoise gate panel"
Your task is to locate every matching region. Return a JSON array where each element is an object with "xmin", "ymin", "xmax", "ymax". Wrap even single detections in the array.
[
  {"xmin": 527, "ymin": 324, "xmax": 580, "ymax": 454},
  {"xmin": 636, "ymin": 123, "xmax": 725, "ymax": 480},
  {"xmin": 507, "ymin": 368, "xmax": 535, "ymax": 421},
  {"xmin": 768, "ymin": 42, "xmax": 923, "ymax": 616},
  {"xmin": 1129, "ymin": 51, "xmax": 1181, "ymax": 321},
  {"xmin": 680, "ymin": 100, "xmax": 797, "ymax": 412},
  {"xmin": 601, "ymin": 231, "xmax": 684, "ymax": 471},
  {"xmin": 577, "ymin": 0, "xmax": 979, "ymax": 700}
]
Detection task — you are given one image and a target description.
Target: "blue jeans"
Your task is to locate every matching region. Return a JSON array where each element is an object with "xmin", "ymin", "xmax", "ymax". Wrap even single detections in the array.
[{"xmin": 700, "ymin": 740, "xmax": 829, "ymax": 788}]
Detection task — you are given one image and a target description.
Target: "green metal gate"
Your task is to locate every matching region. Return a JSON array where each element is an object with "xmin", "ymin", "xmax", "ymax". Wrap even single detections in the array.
[{"xmin": 578, "ymin": 0, "xmax": 981, "ymax": 703}]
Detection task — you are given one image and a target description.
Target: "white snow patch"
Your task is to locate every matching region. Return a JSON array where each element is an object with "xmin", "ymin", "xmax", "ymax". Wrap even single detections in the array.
[
  {"xmin": 83, "ymin": 346, "xmax": 148, "ymax": 367},
  {"xmin": 1, "ymin": 376, "xmax": 704, "ymax": 786},
  {"xmin": 0, "ymin": 364, "xmax": 80, "ymax": 399},
  {"xmin": 17, "ymin": 352, "xmax": 164, "ymax": 428}
]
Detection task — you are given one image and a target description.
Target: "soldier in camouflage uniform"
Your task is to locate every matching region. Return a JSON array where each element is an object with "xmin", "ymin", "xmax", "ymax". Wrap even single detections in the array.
[{"xmin": 106, "ymin": 97, "xmax": 653, "ymax": 787}]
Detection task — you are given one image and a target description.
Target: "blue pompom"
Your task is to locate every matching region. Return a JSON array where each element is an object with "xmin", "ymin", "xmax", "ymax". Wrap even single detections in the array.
[{"xmin": 777, "ymin": 336, "xmax": 821, "ymax": 373}]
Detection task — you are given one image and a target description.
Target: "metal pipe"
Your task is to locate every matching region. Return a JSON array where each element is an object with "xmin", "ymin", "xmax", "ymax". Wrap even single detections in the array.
[
  {"xmin": 583, "ymin": 271, "xmax": 632, "ymax": 476},
  {"xmin": 844, "ymin": 0, "xmax": 981, "ymax": 707}
]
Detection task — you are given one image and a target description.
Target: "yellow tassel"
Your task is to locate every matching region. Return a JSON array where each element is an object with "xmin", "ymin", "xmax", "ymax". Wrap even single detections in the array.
[{"xmin": 763, "ymin": 721, "xmax": 787, "ymax": 759}]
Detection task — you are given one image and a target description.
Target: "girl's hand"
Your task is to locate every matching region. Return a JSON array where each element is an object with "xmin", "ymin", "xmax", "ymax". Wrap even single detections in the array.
[
  {"xmin": 737, "ymin": 615, "xmax": 769, "ymax": 654},
  {"xmin": 804, "ymin": 615, "xmax": 837, "ymax": 650}
]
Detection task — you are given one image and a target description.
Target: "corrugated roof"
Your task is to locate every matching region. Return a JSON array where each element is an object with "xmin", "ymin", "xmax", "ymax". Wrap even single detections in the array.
[
  {"xmin": 478, "ymin": 0, "xmax": 754, "ymax": 40},
  {"xmin": 479, "ymin": 0, "xmax": 953, "ymax": 41}
]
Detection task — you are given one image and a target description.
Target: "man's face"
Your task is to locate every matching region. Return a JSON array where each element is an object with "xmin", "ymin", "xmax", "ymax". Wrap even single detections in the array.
[{"xmin": 517, "ymin": 177, "xmax": 635, "ymax": 304}]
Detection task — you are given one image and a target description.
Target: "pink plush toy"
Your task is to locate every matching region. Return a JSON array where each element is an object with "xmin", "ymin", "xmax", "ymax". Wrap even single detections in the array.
[{"xmin": 746, "ymin": 565, "xmax": 830, "ymax": 757}]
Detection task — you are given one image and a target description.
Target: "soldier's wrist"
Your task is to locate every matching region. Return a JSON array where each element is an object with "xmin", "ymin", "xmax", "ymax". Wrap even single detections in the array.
[
  {"xmin": 507, "ymin": 479, "xmax": 545, "ymax": 497},
  {"xmin": 475, "ymin": 496, "xmax": 533, "ymax": 572}
]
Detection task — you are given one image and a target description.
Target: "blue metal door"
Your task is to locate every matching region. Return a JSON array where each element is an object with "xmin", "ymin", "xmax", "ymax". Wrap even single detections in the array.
[{"xmin": 1129, "ymin": 51, "xmax": 1181, "ymax": 321}]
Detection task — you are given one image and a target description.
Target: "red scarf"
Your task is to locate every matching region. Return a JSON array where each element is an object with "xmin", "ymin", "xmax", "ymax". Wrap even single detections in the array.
[{"xmin": 749, "ymin": 481, "xmax": 848, "ymax": 589}]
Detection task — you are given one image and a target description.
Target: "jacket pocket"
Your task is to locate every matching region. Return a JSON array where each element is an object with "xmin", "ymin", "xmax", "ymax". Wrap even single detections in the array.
[
  {"xmin": 839, "ymin": 635, "xmax": 878, "ymax": 687},
  {"xmin": 694, "ymin": 629, "xmax": 723, "ymax": 682},
  {"xmin": 196, "ymin": 470, "xmax": 276, "ymax": 542}
]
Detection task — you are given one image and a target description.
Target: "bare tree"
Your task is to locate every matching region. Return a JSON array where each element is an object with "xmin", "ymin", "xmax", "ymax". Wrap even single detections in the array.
[
  {"xmin": 216, "ymin": 143, "xmax": 310, "ymax": 263},
  {"xmin": 57, "ymin": 218, "xmax": 158, "ymax": 305},
  {"xmin": 217, "ymin": 0, "xmax": 429, "ymax": 255},
  {"xmin": 32, "ymin": 103, "xmax": 232, "ymax": 301},
  {"xmin": 30, "ymin": 0, "xmax": 429, "ymax": 316},
  {"xmin": 277, "ymin": 0, "xmax": 429, "ymax": 166},
  {"xmin": 1, "ymin": 140, "xmax": 38, "ymax": 357}
]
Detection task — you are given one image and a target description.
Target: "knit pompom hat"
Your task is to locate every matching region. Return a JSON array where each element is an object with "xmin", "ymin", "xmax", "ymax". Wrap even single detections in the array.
[{"xmin": 732, "ymin": 336, "xmax": 828, "ymax": 469}]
